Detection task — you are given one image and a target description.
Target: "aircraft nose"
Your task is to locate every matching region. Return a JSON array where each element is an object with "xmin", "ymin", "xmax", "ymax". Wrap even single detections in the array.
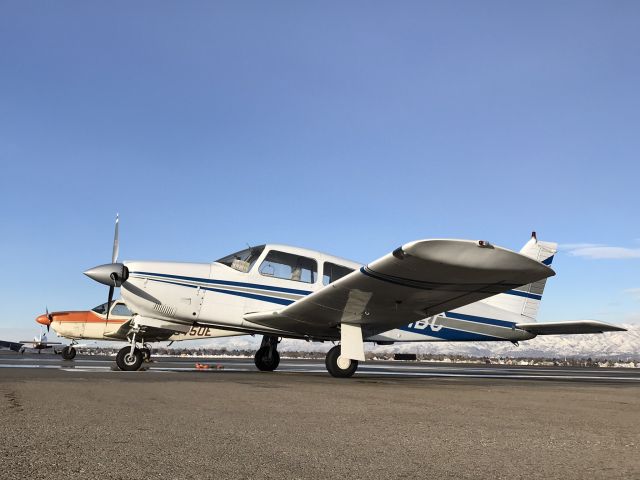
[
  {"xmin": 36, "ymin": 314, "xmax": 51, "ymax": 326},
  {"xmin": 84, "ymin": 263, "xmax": 129, "ymax": 287}
]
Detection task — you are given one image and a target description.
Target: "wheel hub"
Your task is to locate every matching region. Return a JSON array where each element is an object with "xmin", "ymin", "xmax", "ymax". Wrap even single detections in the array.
[{"xmin": 337, "ymin": 355, "xmax": 352, "ymax": 370}]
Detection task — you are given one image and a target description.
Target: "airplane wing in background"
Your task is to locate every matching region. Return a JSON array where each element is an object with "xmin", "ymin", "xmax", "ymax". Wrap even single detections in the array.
[
  {"xmin": 245, "ymin": 239, "xmax": 556, "ymax": 353},
  {"xmin": 0, "ymin": 340, "xmax": 25, "ymax": 352},
  {"xmin": 516, "ymin": 320, "xmax": 626, "ymax": 335}
]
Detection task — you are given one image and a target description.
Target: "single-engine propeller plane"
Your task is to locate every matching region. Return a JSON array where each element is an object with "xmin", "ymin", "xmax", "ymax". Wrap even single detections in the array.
[
  {"xmin": 36, "ymin": 298, "xmax": 243, "ymax": 361},
  {"xmin": 67, "ymin": 216, "xmax": 625, "ymax": 377},
  {"xmin": 17, "ymin": 329, "xmax": 63, "ymax": 354}
]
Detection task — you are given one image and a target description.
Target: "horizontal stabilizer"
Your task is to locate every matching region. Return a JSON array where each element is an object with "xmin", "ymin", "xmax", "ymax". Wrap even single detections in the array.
[{"xmin": 516, "ymin": 321, "xmax": 626, "ymax": 335}]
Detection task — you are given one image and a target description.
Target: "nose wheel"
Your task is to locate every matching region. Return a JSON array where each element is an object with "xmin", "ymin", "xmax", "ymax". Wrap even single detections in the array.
[
  {"xmin": 116, "ymin": 346, "xmax": 143, "ymax": 371},
  {"xmin": 61, "ymin": 346, "xmax": 77, "ymax": 360},
  {"xmin": 254, "ymin": 336, "xmax": 280, "ymax": 371},
  {"xmin": 115, "ymin": 331, "xmax": 145, "ymax": 371}
]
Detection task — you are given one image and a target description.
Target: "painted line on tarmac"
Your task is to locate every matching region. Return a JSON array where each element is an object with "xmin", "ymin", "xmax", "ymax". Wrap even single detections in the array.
[{"xmin": 2, "ymin": 362, "xmax": 638, "ymax": 382}]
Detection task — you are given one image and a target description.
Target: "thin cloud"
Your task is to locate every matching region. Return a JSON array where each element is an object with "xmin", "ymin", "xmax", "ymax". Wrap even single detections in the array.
[
  {"xmin": 624, "ymin": 288, "xmax": 640, "ymax": 300},
  {"xmin": 558, "ymin": 243, "xmax": 603, "ymax": 250},
  {"xmin": 561, "ymin": 243, "xmax": 640, "ymax": 259}
]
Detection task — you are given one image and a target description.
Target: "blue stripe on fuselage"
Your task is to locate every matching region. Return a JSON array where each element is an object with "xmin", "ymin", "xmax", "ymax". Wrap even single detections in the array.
[
  {"xmin": 443, "ymin": 311, "xmax": 516, "ymax": 328},
  {"xmin": 129, "ymin": 276, "xmax": 295, "ymax": 306},
  {"xmin": 130, "ymin": 271, "xmax": 312, "ymax": 296}
]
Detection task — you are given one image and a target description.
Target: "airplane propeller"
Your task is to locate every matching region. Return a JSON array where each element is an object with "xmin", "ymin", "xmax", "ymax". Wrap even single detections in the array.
[
  {"xmin": 83, "ymin": 214, "xmax": 128, "ymax": 320},
  {"xmin": 45, "ymin": 307, "xmax": 52, "ymax": 332}
]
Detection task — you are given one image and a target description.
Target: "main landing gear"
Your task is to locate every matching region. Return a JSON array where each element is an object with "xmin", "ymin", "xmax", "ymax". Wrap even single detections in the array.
[
  {"xmin": 325, "ymin": 345, "xmax": 358, "ymax": 378},
  {"xmin": 254, "ymin": 336, "xmax": 280, "ymax": 372}
]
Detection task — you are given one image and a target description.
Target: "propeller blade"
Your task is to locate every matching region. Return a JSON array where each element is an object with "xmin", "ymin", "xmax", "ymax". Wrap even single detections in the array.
[
  {"xmin": 112, "ymin": 214, "xmax": 119, "ymax": 264},
  {"xmin": 106, "ymin": 285, "xmax": 114, "ymax": 321},
  {"xmin": 45, "ymin": 307, "xmax": 51, "ymax": 332}
]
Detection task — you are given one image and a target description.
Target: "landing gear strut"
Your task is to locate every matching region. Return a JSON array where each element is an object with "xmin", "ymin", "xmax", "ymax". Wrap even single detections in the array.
[
  {"xmin": 254, "ymin": 336, "xmax": 280, "ymax": 372},
  {"xmin": 325, "ymin": 345, "xmax": 358, "ymax": 378}
]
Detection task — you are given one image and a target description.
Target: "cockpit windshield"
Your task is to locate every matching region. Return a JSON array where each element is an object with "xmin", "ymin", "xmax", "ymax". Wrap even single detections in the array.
[
  {"xmin": 92, "ymin": 302, "xmax": 110, "ymax": 314},
  {"xmin": 216, "ymin": 245, "xmax": 265, "ymax": 273}
]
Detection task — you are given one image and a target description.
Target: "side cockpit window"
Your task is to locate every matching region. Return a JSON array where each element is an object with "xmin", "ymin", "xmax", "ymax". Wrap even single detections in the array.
[
  {"xmin": 322, "ymin": 262, "xmax": 354, "ymax": 286},
  {"xmin": 216, "ymin": 245, "xmax": 265, "ymax": 273},
  {"xmin": 259, "ymin": 250, "xmax": 317, "ymax": 283},
  {"xmin": 111, "ymin": 303, "xmax": 133, "ymax": 317}
]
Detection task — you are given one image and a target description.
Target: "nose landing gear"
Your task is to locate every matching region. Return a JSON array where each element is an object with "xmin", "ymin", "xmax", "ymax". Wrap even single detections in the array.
[
  {"xmin": 61, "ymin": 340, "xmax": 78, "ymax": 361},
  {"xmin": 61, "ymin": 346, "xmax": 77, "ymax": 361},
  {"xmin": 115, "ymin": 331, "xmax": 146, "ymax": 371},
  {"xmin": 116, "ymin": 346, "xmax": 144, "ymax": 371},
  {"xmin": 254, "ymin": 336, "xmax": 280, "ymax": 371}
]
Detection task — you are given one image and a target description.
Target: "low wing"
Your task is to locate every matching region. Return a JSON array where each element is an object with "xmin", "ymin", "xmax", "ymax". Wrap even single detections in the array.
[
  {"xmin": 19, "ymin": 341, "xmax": 63, "ymax": 345},
  {"xmin": 245, "ymin": 239, "xmax": 554, "ymax": 338},
  {"xmin": 516, "ymin": 320, "xmax": 626, "ymax": 335},
  {"xmin": 0, "ymin": 340, "xmax": 24, "ymax": 352}
]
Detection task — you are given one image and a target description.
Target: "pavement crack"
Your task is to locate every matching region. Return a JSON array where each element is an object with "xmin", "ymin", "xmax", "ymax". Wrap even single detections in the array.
[{"xmin": 4, "ymin": 391, "xmax": 24, "ymax": 412}]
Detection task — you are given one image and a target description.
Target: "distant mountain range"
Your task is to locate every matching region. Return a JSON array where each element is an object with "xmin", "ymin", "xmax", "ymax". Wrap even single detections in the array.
[{"xmin": 201, "ymin": 324, "xmax": 640, "ymax": 360}]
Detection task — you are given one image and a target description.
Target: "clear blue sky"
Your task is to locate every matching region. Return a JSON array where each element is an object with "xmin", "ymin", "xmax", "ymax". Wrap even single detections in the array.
[{"xmin": 1, "ymin": 1, "xmax": 639, "ymax": 340}]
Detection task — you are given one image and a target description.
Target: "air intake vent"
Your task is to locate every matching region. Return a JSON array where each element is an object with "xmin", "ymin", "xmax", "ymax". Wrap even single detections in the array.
[{"xmin": 153, "ymin": 303, "xmax": 176, "ymax": 318}]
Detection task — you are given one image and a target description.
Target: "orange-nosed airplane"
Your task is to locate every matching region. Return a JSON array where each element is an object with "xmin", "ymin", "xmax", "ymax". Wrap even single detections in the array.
[{"xmin": 36, "ymin": 299, "xmax": 243, "ymax": 361}]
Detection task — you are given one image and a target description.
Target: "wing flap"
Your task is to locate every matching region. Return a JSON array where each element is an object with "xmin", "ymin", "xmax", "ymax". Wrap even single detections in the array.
[
  {"xmin": 245, "ymin": 239, "xmax": 555, "ymax": 337},
  {"xmin": 516, "ymin": 321, "xmax": 626, "ymax": 335}
]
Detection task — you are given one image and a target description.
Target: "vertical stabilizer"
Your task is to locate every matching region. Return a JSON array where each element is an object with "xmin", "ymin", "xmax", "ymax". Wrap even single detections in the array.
[{"xmin": 481, "ymin": 233, "xmax": 557, "ymax": 321}]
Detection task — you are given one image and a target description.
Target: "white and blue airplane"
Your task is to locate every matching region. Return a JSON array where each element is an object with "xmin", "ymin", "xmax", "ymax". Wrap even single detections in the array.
[{"xmin": 83, "ymin": 217, "xmax": 625, "ymax": 377}]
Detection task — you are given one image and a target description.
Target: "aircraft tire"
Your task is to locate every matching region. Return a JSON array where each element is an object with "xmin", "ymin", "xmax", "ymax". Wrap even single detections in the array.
[
  {"xmin": 254, "ymin": 346, "xmax": 280, "ymax": 371},
  {"xmin": 116, "ymin": 347, "xmax": 143, "ymax": 371},
  {"xmin": 61, "ymin": 346, "xmax": 76, "ymax": 361},
  {"xmin": 325, "ymin": 345, "xmax": 358, "ymax": 378},
  {"xmin": 141, "ymin": 347, "xmax": 151, "ymax": 362}
]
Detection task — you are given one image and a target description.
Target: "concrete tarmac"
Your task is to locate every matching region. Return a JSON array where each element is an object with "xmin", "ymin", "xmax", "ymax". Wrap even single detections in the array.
[{"xmin": 1, "ymin": 353, "xmax": 639, "ymax": 479}]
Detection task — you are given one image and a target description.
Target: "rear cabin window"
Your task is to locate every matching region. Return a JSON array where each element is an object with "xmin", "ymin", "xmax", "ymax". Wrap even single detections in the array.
[
  {"xmin": 259, "ymin": 250, "xmax": 317, "ymax": 283},
  {"xmin": 216, "ymin": 245, "xmax": 265, "ymax": 273},
  {"xmin": 322, "ymin": 262, "xmax": 354, "ymax": 285}
]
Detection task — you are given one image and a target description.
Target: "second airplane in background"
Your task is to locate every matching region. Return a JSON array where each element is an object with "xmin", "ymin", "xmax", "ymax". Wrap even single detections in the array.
[{"xmin": 36, "ymin": 298, "xmax": 242, "ymax": 361}]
